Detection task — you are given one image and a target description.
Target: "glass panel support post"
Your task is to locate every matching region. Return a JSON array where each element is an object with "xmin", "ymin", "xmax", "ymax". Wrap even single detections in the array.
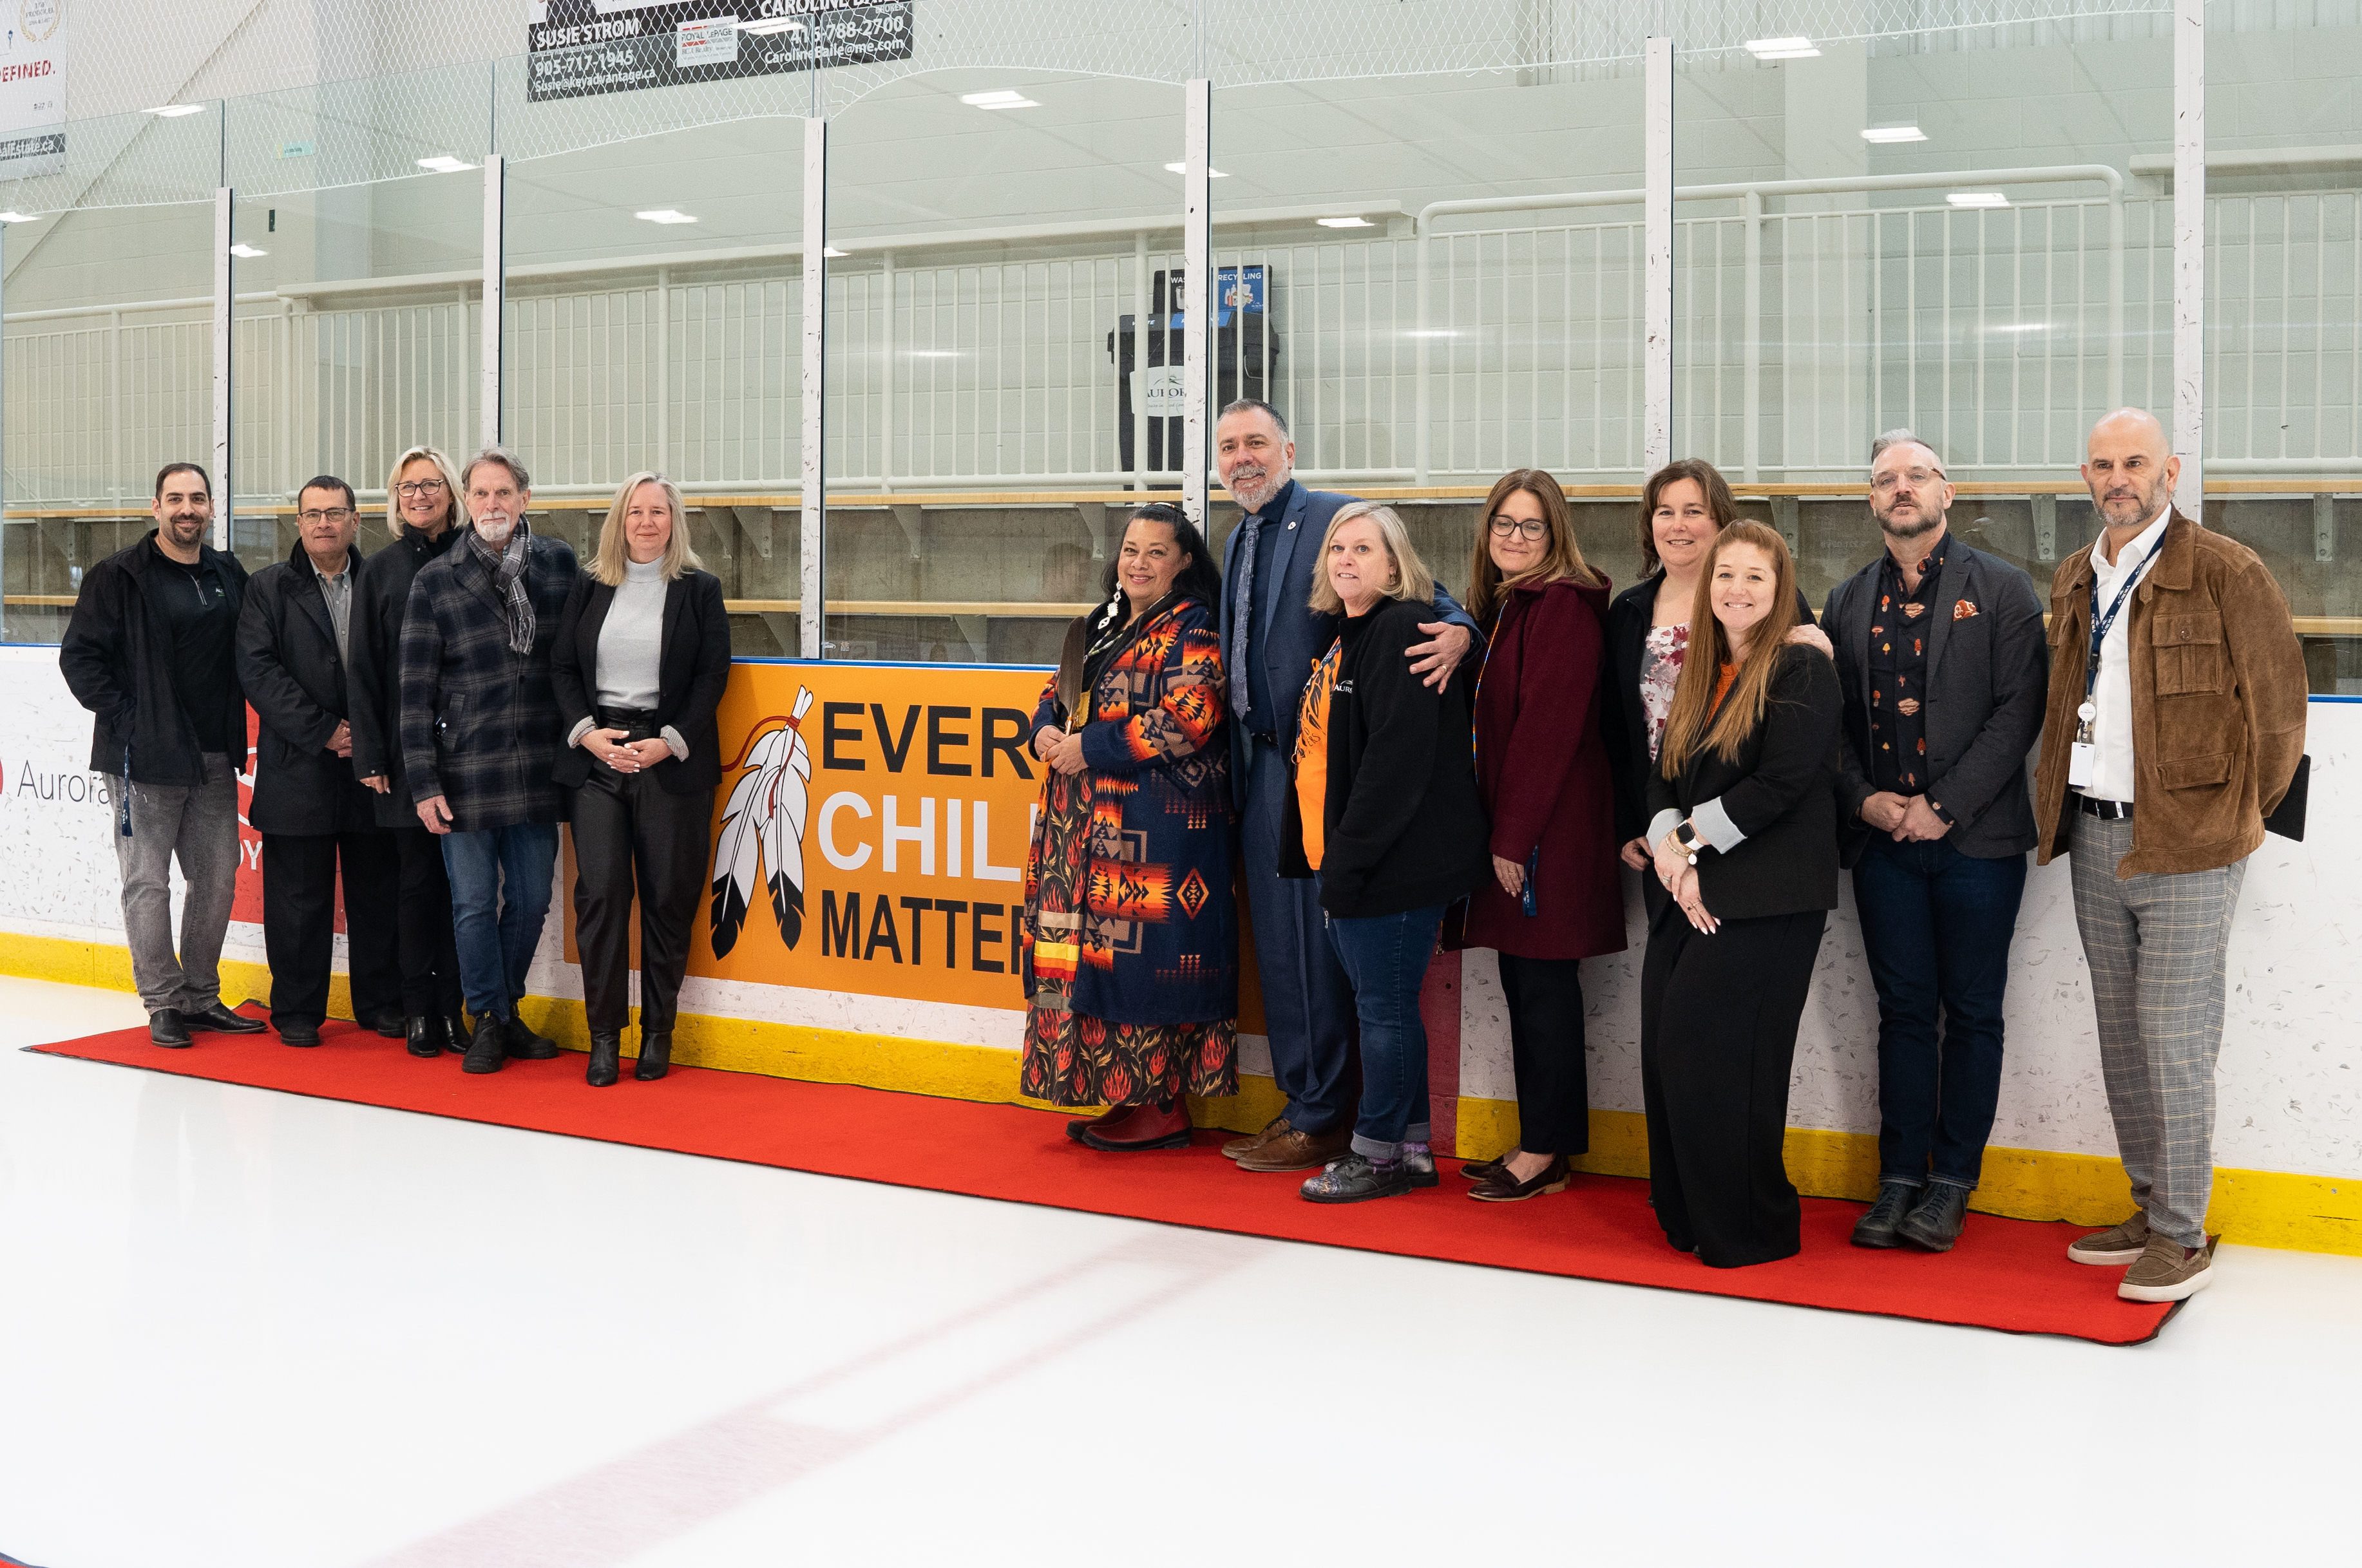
[
  {"xmin": 802, "ymin": 114, "xmax": 828, "ymax": 660},
  {"xmin": 2173, "ymin": 0, "xmax": 2205, "ymax": 514},
  {"xmin": 482, "ymin": 153, "xmax": 506, "ymax": 451},
  {"xmin": 1182, "ymin": 77, "xmax": 1212, "ymax": 527},
  {"xmin": 1643, "ymin": 34, "xmax": 1673, "ymax": 476},
  {"xmin": 213, "ymin": 185, "xmax": 234, "ymax": 553}
]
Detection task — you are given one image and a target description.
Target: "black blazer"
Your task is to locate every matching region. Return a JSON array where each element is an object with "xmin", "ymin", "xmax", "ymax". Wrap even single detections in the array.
[
  {"xmin": 1277, "ymin": 598, "xmax": 1492, "ymax": 918},
  {"xmin": 234, "ymin": 542, "xmax": 380, "ymax": 837},
  {"xmin": 1822, "ymin": 537, "xmax": 2049, "ymax": 858},
  {"xmin": 1605, "ymin": 572, "xmax": 1817, "ymax": 846},
  {"xmin": 348, "ymin": 523, "xmax": 462, "ymax": 827},
  {"xmin": 1644, "ymin": 644, "xmax": 1849, "ymax": 923},
  {"xmin": 550, "ymin": 568, "xmax": 732, "ymax": 795}
]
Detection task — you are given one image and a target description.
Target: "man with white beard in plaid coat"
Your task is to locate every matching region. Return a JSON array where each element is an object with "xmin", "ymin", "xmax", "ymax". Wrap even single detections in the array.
[{"xmin": 399, "ymin": 446, "xmax": 581, "ymax": 1074}]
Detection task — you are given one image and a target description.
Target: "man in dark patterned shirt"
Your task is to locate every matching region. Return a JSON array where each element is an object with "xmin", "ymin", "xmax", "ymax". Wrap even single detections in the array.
[{"xmin": 1824, "ymin": 432, "xmax": 2049, "ymax": 1254}]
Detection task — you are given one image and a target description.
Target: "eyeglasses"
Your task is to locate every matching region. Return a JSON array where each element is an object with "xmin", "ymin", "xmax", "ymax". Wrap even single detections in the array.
[
  {"xmin": 299, "ymin": 508, "xmax": 357, "ymax": 524},
  {"xmin": 1488, "ymin": 515, "xmax": 1549, "ymax": 542},
  {"xmin": 395, "ymin": 478, "xmax": 447, "ymax": 498},
  {"xmin": 1871, "ymin": 467, "xmax": 1947, "ymax": 493}
]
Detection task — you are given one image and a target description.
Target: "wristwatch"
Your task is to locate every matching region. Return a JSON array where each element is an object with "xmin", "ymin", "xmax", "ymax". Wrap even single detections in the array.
[{"xmin": 1673, "ymin": 820, "xmax": 1706, "ymax": 865}]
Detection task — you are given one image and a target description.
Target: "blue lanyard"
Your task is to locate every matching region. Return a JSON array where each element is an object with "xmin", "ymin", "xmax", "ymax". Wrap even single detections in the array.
[{"xmin": 2084, "ymin": 546, "xmax": 2155, "ymax": 703}]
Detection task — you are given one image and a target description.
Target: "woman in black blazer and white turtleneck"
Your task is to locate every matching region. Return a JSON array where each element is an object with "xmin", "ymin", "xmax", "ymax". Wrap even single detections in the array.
[
  {"xmin": 1641, "ymin": 520, "xmax": 1852, "ymax": 1269},
  {"xmin": 551, "ymin": 472, "xmax": 730, "ymax": 1088}
]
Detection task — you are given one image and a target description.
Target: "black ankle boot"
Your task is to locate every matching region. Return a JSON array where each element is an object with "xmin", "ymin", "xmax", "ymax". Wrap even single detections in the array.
[
  {"xmin": 461, "ymin": 1014, "xmax": 508, "ymax": 1075},
  {"xmin": 586, "ymin": 1032, "xmax": 622, "ymax": 1088},
  {"xmin": 1899, "ymin": 1181, "xmax": 1973, "ymax": 1252},
  {"xmin": 1851, "ymin": 1179, "xmax": 1922, "ymax": 1248},
  {"xmin": 441, "ymin": 1013, "xmax": 472, "ymax": 1058},
  {"xmin": 405, "ymin": 1015, "xmax": 443, "ymax": 1058},
  {"xmin": 634, "ymin": 1030, "xmax": 672, "ymax": 1081}
]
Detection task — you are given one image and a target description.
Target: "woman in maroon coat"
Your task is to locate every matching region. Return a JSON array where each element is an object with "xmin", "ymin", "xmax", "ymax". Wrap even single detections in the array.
[{"xmin": 1458, "ymin": 469, "xmax": 1626, "ymax": 1201}]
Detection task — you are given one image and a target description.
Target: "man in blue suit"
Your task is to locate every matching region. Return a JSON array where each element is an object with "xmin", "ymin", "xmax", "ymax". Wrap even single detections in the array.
[{"xmin": 1212, "ymin": 399, "xmax": 1479, "ymax": 1173}]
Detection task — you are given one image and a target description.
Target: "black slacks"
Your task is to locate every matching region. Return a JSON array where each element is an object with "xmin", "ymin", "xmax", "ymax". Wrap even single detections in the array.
[
  {"xmin": 1496, "ymin": 952, "xmax": 1590, "ymax": 1155},
  {"xmin": 572, "ymin": 767, "xmax": 714, "ymax": 1035},
  {"xmin": 392, "ymin": 826, "xmax": 466, "ymax": 1017},
  {"xmin": 261, "ymin": 830, "xmax": 403, "ymax": 1028},
  {"xmin": 1640, "ymin": 905, "xmax": 1827, "ymax": 1269}
]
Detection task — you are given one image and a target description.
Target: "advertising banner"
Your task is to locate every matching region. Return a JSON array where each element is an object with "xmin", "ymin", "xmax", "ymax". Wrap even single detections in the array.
[
  {"xmin": 525, "ymin": 0, "xmax": 915, "ymax": 104},
  {"xmin": 0, "ymin": 0, "xmax": 68, "ymax": 179}
]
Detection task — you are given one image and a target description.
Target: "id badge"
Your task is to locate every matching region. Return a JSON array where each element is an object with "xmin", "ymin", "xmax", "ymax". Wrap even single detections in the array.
[{"xmin": 2068, "ymin": 741, "xmax": 2096, "ymax": 788}]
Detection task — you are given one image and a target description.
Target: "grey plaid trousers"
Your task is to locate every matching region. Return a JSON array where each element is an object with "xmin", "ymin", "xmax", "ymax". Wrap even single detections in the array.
[{"xmin": 2068, "ymin": 810, "xmax": 2245, "ymax": 1247}]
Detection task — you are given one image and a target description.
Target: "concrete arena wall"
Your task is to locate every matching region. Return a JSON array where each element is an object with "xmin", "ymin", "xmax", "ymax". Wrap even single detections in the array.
[{"xmin": 2, "ymin": 645, "xmax": 2356, "ymax": 1254}]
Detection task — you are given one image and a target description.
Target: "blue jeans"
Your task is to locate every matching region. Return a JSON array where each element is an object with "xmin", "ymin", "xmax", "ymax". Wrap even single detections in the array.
[
  {"xmin": 1851, "ymin": 832, "xmax": 2028, "ymax": 1189},
  {"xmin": 441, "ymin": 824, "xmax": 560, "ymax": 1021},
  {"xmin": 1323, "ymin": 897, "xmax": 1445, "ymax": 1160}
]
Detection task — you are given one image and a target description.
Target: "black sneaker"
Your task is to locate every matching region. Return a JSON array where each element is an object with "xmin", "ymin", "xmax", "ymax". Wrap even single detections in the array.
[
  {"xmin": 1898, "ymin": 1182, "xmax": 1972, "ymax": 1252},
  {"xmin": 149, "ymin": 1008, "xmax": 193, "ymax": 1048},
  {"xmin": 1851, "ymin": 1179, "xmax": 1922, "ymax": 1249},
  {"xmin": 1299, "ymin": 1153, "xmax": 1416, "ymax": 1205}
]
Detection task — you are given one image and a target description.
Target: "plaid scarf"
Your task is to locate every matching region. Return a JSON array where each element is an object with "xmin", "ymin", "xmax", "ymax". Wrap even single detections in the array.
[{"xmin": 468, "ymin": 518, "xmax": 537, "ymax": 656}]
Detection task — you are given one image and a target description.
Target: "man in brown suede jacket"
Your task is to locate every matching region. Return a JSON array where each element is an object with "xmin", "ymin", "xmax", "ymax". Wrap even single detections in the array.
[{"xmin": 2033, "ymin": 408, "xmax": 2307, "ymax": 1305}]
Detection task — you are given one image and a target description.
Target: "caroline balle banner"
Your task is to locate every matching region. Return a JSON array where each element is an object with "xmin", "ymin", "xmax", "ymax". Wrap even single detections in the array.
[{"xmin": 691, "ymin": 661, "xmax": 1047, "ymax": 1011}]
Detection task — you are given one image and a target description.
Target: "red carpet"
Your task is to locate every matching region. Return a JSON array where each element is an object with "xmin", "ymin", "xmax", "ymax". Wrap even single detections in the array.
[{"xmin": 30, "ymin": 1008, "xmax": 2177, "ymax": 1345}]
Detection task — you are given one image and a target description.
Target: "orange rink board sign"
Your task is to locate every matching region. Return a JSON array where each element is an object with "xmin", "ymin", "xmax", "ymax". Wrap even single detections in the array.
[{"xmin": 692, "ymin": 661, "xmax": 1051, "ymax": 1010}]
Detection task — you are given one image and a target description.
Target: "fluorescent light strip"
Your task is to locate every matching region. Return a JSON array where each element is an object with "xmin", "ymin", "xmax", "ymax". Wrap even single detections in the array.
[
  {"xmin": 1744, "ymin": 37, "xmax": 1821, "ymax": 59},
  {"xmin": 636, "ymin": 209, "xmax": 698, "ymax": 224},
  {"xmin": 1860, "ymin": 126, "xmax": 1927, "ymax": 144},
  {"xmin": 1163, "ymin": 162, "xmax": 1230, "ymax": 177},
  {"xmin": 416, "ymin": 155, "xmax": 478, "ymax": 174},
  {"xmin": 228, "ymin": 243, "xmax": 268, "ymax": 258},
  {"xmin": 0, "ymin": 211, "xmax": 35, "ymax": 223},
  {"xmin": 960, "ymin": 90, "xmax": 1039, "ymax": 109},
  {"xmin": 145, "ymin": 104, "xmax": 206, "ymax": 118}
]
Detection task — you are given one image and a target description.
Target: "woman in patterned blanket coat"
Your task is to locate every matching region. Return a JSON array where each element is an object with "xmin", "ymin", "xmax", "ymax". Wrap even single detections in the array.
[{"xmin": 1019, "ymin": 502, "xmax": 1239, "ymax": 1151}]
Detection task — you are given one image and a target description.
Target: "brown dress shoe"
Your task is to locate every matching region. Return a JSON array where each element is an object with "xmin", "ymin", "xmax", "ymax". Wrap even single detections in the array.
[
  {"xmin": 1235, "ymin": 1124, "xmax": 1351, "ymax": 1173},
  {"xmin": 1221, "ymin": 1117, "xmax": 1291, "ymax": 1161}
]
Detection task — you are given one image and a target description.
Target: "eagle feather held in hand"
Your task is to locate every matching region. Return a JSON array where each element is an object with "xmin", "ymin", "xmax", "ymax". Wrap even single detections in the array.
[{"xmin": 710, "ymin": 687, "xmax": 815, "ymax": 958}]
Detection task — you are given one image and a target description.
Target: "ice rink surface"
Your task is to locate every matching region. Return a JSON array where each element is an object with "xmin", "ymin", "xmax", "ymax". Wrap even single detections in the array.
[{"xmin": 1, "ymin": 972, "xmax": 2356, "ymax": 1568}]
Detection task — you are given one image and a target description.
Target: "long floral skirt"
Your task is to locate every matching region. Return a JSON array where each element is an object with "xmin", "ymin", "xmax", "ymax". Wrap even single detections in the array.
[{"xmin": 1020, "ymin": 1003, "xmax": 1238, "ymax": 1107}]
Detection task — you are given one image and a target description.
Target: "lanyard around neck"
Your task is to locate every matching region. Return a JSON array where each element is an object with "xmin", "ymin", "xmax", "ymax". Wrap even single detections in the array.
[{"xmin": 2083, "ymin": 543, "xmax": 2156, "ymax": 703}]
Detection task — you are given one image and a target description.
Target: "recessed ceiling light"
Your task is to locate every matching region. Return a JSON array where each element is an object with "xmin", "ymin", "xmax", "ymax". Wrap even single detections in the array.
[
  {"xmin": 1860, "ymin": 126, "xmax": 1927, "ymax": 144},
  {"xmin": 1163, "ymin": 162, "xmax": 1230, "ymax": 177},
  {"xmin": 0, "ymin": 211, "xmax": 35, "ymax": 223},
  {"xmin": 737, "ymin": 16, "xmax": 804, "ymax": 33},
  {"xmin": 636, "ymin": 209, "xmax": 698, "ymax": 224},
  {"xmin": 1948, "ymin": 192, "xmax": 2009, "ymax": 209},
  {"xmin": 228, "ymin": 243, "xmax": 268, "ymax": 258},
  {"xmin": 415, "ymin": 155, "xmax": 479, "ymax": 174},
  {"xmin": 1317, "ymin": 216, "xmax": 1375, "ymax": 229},
  {"xmin": 960, "ymin": 90, "xmax": 1040, "ymax": 110},
  {"xmin": 1744, "ymin": 37, "xmax": 1821, "ymax": 60},
  {"xmin": 145, "ymin": 104, "xmax": 206, "ymax": 118}
]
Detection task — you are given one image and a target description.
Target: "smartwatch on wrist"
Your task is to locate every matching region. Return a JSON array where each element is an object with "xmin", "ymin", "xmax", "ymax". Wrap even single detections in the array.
[{"xmin": 1673, "ymin": 820, "xmax": 1705, "ymax": 865}]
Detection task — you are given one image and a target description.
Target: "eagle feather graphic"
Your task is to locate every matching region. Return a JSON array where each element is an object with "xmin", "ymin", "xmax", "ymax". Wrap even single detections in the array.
[{"xmin": 710, "ymin": 688, "xmax": 815, "ymax": 957}]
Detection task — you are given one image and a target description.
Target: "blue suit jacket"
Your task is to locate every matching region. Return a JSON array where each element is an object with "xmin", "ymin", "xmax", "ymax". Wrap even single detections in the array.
[{"xmin": 1217, "ymin": 483, "xmax": 1478, "ymax": 809}]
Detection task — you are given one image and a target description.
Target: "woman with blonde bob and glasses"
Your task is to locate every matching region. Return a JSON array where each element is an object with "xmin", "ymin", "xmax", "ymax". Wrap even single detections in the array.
[
  {"xmin": 1279, "ymin": 502, "xmax": 1491, "ymax": 1204},
  {"xmin": 551, "ymin": 473, "xmax": 730, "ymax": 1088},
  {"xmin": 1452, "ymin": 470, "xmax": 1626, "ymax": 1203},
  {"xmin": 350, "ymin": 443, "xmax": 473, "ymax": 1058},
  {"xmin": 1641, "ymin": 520, "xmax": 1852, "ymax": 1267}
]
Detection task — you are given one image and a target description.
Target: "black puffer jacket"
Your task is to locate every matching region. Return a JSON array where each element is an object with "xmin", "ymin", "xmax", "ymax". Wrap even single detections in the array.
[
  {"xmin": 58, "ymin": 530, "xmax": 251, "ymax": 785},
  {"xmin": 348, "ymin": 522, "xmax": 461, "ymax": 828},
  {"xmin": 1279, "ymin": 596, "xmax": 1491, "ymax": 917}
]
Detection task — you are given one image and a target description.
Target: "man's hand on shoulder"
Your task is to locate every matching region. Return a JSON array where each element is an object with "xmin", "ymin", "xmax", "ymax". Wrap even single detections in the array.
[{"xmin": 1407, "ymin": 621, "xmax": 1472, "ymax": 690}]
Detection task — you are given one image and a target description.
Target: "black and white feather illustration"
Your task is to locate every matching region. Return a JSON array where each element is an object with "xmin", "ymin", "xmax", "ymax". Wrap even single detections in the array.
[{"xmin": 710, "ymin": 686, "xmax": 814, "ymax": 958}]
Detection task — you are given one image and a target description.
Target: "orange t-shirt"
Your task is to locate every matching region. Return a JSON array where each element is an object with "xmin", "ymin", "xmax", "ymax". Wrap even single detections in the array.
[{"xmin": 1294, "ymin": 639, "xmax": 1343, "ymax": 869}]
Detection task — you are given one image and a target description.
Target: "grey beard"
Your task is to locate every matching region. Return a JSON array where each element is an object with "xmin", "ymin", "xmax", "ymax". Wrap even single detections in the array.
[
  {"xmin": 473, "ymin": 515, "xmax": 516, "ymax": 546},
  {"xmin": 1227, "ymin": 468, "xmax": 1288, "ymax": 513}
]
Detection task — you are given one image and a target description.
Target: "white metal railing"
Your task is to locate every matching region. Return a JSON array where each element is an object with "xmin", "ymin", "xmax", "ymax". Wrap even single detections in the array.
[{"xmin": 0, "ymin": 179, "xmax": 2332, "ymax": 508}]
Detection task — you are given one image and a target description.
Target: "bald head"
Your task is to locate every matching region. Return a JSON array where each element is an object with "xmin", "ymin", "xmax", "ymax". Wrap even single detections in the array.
[{"xmin": 2082, "ymin": 407, "xmax": 2178, "ymax": 536}]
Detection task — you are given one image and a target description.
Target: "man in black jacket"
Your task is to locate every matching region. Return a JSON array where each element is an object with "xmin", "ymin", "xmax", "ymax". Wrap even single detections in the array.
[
  {"xmin": 235, "ymin": 475, "xmax": 404, "ymax": 1046},
  {"xmin": 1824, "ymin": 432, "xmax": 2049, "ymax": 1252},
  {"xmin": 58, "ymin": 462, "xmax": 269, "ymax": 1047}
]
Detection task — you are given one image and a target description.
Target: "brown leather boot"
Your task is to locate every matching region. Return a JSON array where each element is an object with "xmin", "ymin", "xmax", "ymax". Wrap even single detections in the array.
[
  {"xmin": 1235, "ymin": 1124, "xmax": 1351, "ymax": 1172},
  {"xmin": 1079, "ymin": 1100, "xmax": 1194, "ymax": 1151}
]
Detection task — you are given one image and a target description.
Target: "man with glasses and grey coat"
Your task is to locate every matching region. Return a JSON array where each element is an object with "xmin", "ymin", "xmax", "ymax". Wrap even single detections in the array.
[{"xmin": 1826, "ymin": 432, "xmax": 2048, "ymax": 1253}]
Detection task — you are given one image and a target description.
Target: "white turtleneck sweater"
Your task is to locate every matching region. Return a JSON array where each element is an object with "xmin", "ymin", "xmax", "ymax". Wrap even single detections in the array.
[{"xmin": 569, "ymin": 556, "xmax": 687, "ymax": 760}]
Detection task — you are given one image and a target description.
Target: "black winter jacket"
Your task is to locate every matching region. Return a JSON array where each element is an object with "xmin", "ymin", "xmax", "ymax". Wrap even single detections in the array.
[
  {"xmin": 58, "ymin": 531, "xmax": 251, "ymax": 784},
  {"xmin": 348, "ymin": 522, "xmax": 461, "ymax": 828},
  {"xmin": 235, "ymin": 540, "xmax": 382, "ymax": 836},
  {"xmin": 550, "ymin": 568, "xmax": 734, "ymax": 795},
  {"xmin": 1279, "ymin": 597, "xmax": 1491, "ymax": 917}
]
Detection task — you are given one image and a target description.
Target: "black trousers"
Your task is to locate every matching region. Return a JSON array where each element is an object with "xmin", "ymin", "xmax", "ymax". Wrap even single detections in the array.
[
  {"xmin": 261, "ymin": 829, "xmax": 403, "ymax": 1028},
  {"xmin": 392, "ymin": 826, "xmax": 466, "ymax": 1017},
  {"xmin": 1497, "ymin": 952, "xmax": 1592, "ymax": 1155},
  {"xmin": 1640, "ymin": 906, "xmax": 1827, "ymax": 1269},
  {"xmin": 573, "ymin": 767, "xmax": 714, "ymax": 1034}
]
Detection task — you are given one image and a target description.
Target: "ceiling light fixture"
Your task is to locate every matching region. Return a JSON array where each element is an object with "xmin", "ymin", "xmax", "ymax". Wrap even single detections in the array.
[
  {"xmin": 737, "ymin": 16, "xmax": 805, "ymax": 33},
  {"xmin": 1163, "ymin": 162, "xmax": 1230, "ymax": 177},
  {"xmin": 145, "ymin": 104, "xmax": 206, "ymax": 118},
  {"xmin": 960, "ymin": 90, "xmax": 1040, "ymax": 110},
  {"xmin": 823, "ymin": 247, "xmax": 848, "ymax": 258},
  {"xmin": 1744, "ymin": 37, "xmax": 1821, "ymax": 60},
  {"xmin": 1317, "ymin": 216, "xmax": 1375, "ymax": 228},
  {"xmin": 636, "ymin": 209, "xmax": 698, "ymax": 224},
  {"xmin": 1948, "ymin": 192, "xmax": 2009, "ymax": 209},
  {"xmin": 228, "ymin": 243, "xmax": 268, "ymax": 258},
  {"xmin": 0, "ymin": 210, "xmax": 35, "ymax": 223},
  {"xmin": 416, "ymin": 155, "xmax": 479, "ymax": 174},
  {"xmin": 1860, "ymin": 126, "xmax": 1927, "ymax": 144}
]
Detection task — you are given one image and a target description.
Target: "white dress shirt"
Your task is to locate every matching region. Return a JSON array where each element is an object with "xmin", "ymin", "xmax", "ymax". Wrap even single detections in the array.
[{"xmin": 2083, "ymin": 505, "xmax": 2171, "ymax": 802}]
